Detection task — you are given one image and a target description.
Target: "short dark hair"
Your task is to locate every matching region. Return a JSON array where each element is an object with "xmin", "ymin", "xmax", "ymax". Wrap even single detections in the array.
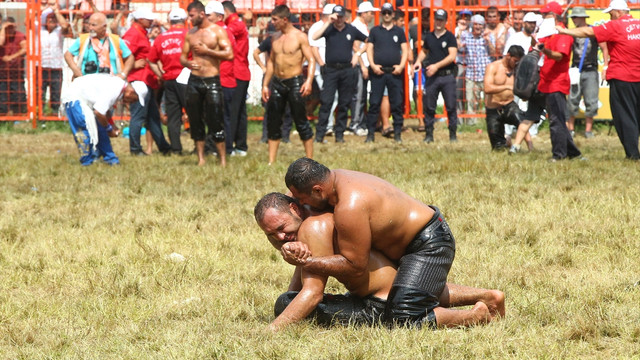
[
  {"xmin": 254, "ymin": 192, "xmax": 297, "ymax": 222},
  {"xmin": 394, "ymin": 10, "xmax": 404, "ymax": 21},
  {"xmin": 271, "ymin": 4, "xmax": 290, "ymax": 18},
  {"xmin": 507, "ymin": 45, "xmax": 525, "ymax": 58},
  {"xmin": 222, "ymin": 1, "xmax": 236, "ymax": 13},
  {"xmin": 187, "ymin": 1, "xmax": 205, "ymax": 13},
  {"xmin": 285, "ymin": 158, "xmax": 330, "ymax": 194},
  {"xmin": 487, "ymin": 6, "xmax": 498, "ymax": 14}
]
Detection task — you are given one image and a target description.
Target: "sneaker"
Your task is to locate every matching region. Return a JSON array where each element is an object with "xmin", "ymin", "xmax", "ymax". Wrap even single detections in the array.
[
  {"xmin": 570, "ymin": 130, "xmax": 575, "ymax": 138},
  {"xmin": 325, "ymin": 128, "xmax": 334, "ymax": 136},
  {"xmin": 424, "ymin": 134, "xmax": 434, "ymax": 143},
  {"xmin": 314, "ymin": 138, "xmax": 328, "ymax": 144},
  {"xmin": 394, "ymin": 133, "xmax": 402, "ymax": 143},
  {"xmin": 584, "ymin": 131, "xmax": 594, "ymax": 139},
  {"xmin": 355, "ymin": 128, "xmax": 368, "ymax": 136},
  {"xmin": 344, "ymin": 130, "xmax": 354, "ymax": 136},
  {"xmin": 233, "ymin": 149, "xmax": 247, "ymax": 157},
  {"xmin": 508, "ymin": 145, "xmax": 521, "ymax": 154}
]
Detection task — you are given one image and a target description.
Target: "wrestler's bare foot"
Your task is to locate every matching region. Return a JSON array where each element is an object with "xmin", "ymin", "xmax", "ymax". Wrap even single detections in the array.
[
  {"xmin": 197, "ymin": 158, "xmax": 206, "ymax": 166},
  {"xmin": 481, "ymin": 290, "xmax": 505, "ymax": 318},
  {"xmin": 471, "ymin": 301, "xmax": 491, "ymax": 324}
]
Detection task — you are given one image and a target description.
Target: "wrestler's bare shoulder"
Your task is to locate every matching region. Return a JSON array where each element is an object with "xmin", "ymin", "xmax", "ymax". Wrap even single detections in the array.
[{"xmin": 299, "ymin": 212, "xmax": 334, "ymax": 240}]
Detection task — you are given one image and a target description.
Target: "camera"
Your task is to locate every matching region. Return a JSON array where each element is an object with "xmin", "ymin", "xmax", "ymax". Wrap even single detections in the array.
[
  {"xmin": 98, "ymin": 67, "xmax": 110, "ymax": 74},
  {"xmin": 84, "ymin": 61, "xmax": 98, "ymax": 74}
]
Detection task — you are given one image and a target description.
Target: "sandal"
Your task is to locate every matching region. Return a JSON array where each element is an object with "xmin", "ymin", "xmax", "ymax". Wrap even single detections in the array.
[{"xmin": 382, "ymin": 127, "xmax": 393, "ymax": 138}]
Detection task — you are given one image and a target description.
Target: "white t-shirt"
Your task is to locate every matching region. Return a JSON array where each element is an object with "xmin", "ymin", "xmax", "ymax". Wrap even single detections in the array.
[
  {"xmin": 503, "ymin": 31, "xmax": 532, "ymax": 56},
  {"xmin": 41, "ymin": 26, "xmax": 65, "ymax": 69},
  {"xmin": 62, "ymin": 74, "xmax": 126, "ymax": 115},
  {"xmin": 351, "ymin": 17, "xmax": 370, "ymax": 67},
  {"xmin": 308, "ymin": 20, "xmax": 327, "ymax": 76}
]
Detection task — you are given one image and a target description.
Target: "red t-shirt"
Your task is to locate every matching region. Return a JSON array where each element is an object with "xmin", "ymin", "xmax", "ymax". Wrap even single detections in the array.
[
  {"xmin": 538, "ymin": 26, "xmax": 573, "ymax": 95},
  {"xmin": 593, "ymin": 14, "xmax": 640, "ymax": 82},
  {"xmin": 225, "ymin": 13, "xmax": 251, "ymax": 81},
  {"xmin": 0, "ymin": 31, "xmax": 25, "ymax": 76},
  {"xmin": 148, "ymin": 26, "xmax": 187, "ymax": 81},
  {"xmin": 123, "ymin": 22, "xmax": 159, "ymax": 89},
  {"xmin": 216, "ymin": 21, "xmax": 237, "ymax": 89}
]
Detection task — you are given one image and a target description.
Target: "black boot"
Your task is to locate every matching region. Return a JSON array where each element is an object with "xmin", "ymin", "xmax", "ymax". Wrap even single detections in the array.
[
  {"xmin": 424, "ymin": 128, "xmax": 434, "ymax": 143},
  {"xmin": 449, "ymin": 130, "xmax": 458, "ymax": 143},
  {"xmin": 365, "ymin": 132, "xmax": 375, "ymax": 143}
]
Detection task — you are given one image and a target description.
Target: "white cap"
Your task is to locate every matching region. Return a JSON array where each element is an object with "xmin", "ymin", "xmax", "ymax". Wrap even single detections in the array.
[
  {"xmin": 132, "ymin": 8, "xmax": 156, "ymax": 21},
  {"xmin": 470, "ymin": 14, "xmax": 485, "ymax": 24},
  {"xmin": 322, "ymin": 4, "xmax": 336, "ymax": 15},
  {"xmin": 357, "ymin": 2, "xmax": 380, "ymax": 13},
  {"xmin": 168, "ymin": 8, "xmax": 187, "ymax": 21},
  {"xmin": 205, "ymin": 1, "xmax": 225, "ymax": 15},
  {"xmin": 130, "ymin": 81, "xmax": 148, "ymax": 106},
  {"xmin": 603, "ymin": 0, "xmax": 629, "ymax": 13},
  {"xmin": 523, "ymin": 12, "xmax": 538, "ymax": 22}
]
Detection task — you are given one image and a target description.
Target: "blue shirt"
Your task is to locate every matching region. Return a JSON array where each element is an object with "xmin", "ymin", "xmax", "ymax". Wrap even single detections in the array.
[{"xmin": 67, "ymin": 36, "xmax": 132, "ymax": 75}]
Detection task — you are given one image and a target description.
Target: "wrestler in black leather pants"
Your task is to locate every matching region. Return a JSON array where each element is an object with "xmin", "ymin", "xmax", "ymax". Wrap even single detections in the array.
[
  {"xmin": 185, "ymin": 75, "xmax": 225, "ymax": 143},
  {"xmin": 266, "ymin": 75, "xmax": 314, "ymax": 141}
]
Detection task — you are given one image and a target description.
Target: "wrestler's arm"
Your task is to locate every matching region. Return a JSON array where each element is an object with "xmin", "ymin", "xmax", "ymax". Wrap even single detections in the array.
[
  {"xmin": 556, "ymin": 25, "xmax": 594, "ymax": 39},
  {"xmin": 299, "ymin": 204, "xmax": 371, "ymax": 278},
  {"xmin": 269, "ymin": 218, "xmax": 333, "ymax": 331},
  {"xmin": 287, "ymin": 266, "xmax": 303, "ymax": 291},
  {"xmin": 207, "ymin": 27, "xmax": 234, "ymax": 61},
  {"xmin": 179, "ymin": 32, "xmax": 193, "ymax": 68},
  {"xmin": 262, "ymin": 50, "xmax": 275, "ymax": 102}
]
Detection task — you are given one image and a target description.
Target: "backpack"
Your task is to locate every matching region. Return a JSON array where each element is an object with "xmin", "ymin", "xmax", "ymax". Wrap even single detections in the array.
[{"xmin": 513, "ymin": 49, "xmax": 541, "ymax": 101}]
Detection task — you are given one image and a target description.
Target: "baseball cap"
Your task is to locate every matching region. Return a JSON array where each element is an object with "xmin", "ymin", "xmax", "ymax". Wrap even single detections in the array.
[
  {"xmin": 332, "ymin": 5, "xmax": 346, "ymax": 16},
  {"xmin": 357, "ymin": 2, "xmax": 380, "ymax": 13},
  {"xmin": 322, "ymin": 3, "xmax": 336, "ymax": 15},
  {"xmin": 205, "ymin": 1, "xmax": 224, "ymax": 15},
  {"xmin": 459, "ymin": 8, "xmax": 472, "ymax": 16},
  {"xmin": 569, "ymin": 6, "xmax": 589, "ymax": 18},
  {"xmin": 168, "ymin": 8, "xmax": 187, "ymax": 21},
  {"xmin": 523, "ymin": 11, "xmax": 538, "ymax": 22},
  {"xmin": 434, "ymin": 9, "xmax": 447, "ymax": 20},
  {"xmin": 540, "ymin": 1, "xmax": 562, "ymax": 16},
  {"xmin": 603, "ymin": 0, "xmax": 629, "ymax": 13},
  {"xmin": 132, "ymin": 7, "xmax": 156, "ymax": 21},
  {"xmin": 470, "ymin": 14, "xmax": 485, "ymax": 24},
  {"xmin": 130, "ymin": 81, "xmax": 148, "ymax": 106},
  {"xmin": 381, "ymin": 3, "xmax": 394, "ymax": 12}
]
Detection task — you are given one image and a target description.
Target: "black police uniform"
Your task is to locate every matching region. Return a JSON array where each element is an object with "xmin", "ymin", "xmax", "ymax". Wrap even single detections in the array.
[{"xmin": 315, "ymin": 23, "xmax": 368, "ymax": 142}]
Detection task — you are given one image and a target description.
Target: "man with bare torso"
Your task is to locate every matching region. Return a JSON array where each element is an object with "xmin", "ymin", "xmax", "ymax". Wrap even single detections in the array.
[
  {"xmin": 281, "ymin": 158, "xmax": 489, "ymax": 328},
  {"xmin": 180, "ymin": 1, "xmax": 233, "ymax": 166},
  {"xmin": 484, "ymin": 45, "xmax": 530, "ymax": 150},
  {"xmin": 254, "ymin": 193, "xmax": 505, "ymax": 331},
  {"xmin": 261, "ymin": 5, "xmax": 315, "ymax": 165}
]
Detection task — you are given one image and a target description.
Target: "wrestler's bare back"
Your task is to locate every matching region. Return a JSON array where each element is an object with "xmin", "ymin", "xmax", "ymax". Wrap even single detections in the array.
[
  {"xmin": 185, "ymin": 25, "xmax": 222, "ymax": 77},
  {"xmin": 332, "ymin": 169, "xmax": 436, "ymax": 261},
  {"xmin": 270, "ymin": 29, "xmax": 306, "ymax": 79},
  {"xmin": 485, "ymin": 59, "xmax": 515, "ymax": 109}
]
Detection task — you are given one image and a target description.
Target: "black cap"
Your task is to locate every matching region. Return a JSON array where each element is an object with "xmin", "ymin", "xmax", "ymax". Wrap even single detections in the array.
[
  {"xmin": 332, "ymin": 5, "xmax": 346, "ymax": 16},
  {"xmin": 434, "ymin": 9, "xmax": 447, "ymax": 20}
]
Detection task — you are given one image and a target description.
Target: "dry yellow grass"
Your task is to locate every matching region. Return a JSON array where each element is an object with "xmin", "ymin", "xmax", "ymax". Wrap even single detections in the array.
[{"xmin": 1, "ymin": 122, "xmax": 639, "ymax": 359}]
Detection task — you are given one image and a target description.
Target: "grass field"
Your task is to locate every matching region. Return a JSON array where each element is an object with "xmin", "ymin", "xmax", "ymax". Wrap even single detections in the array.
[{"xmin": 1, "ymin": 120, "xmax": 639, "ymax": 359}]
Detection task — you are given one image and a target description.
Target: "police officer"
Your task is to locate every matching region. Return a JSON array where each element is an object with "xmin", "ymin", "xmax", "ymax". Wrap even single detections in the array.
[
  {"xmin": 365, "ymin": 2, "xmax": 409, "ymax": 143},
  {"xmin": 311, "ymin": 5, "xmax": 368, "ymax": 143},
  {"xmin": 414, "ymin": 9, "xmax": 459, "ymax": 143}
]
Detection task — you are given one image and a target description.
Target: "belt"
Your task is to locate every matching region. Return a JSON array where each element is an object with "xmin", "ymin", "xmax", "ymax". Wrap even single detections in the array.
[
  {"xmin": 435, "ymin": 68, "xmax": 455, "ymax": 77},
  {"xmin": 326, "ymin": 62, "xmax": 351, "ymax": 70},
  {"xmin": 380, "ymin": 66, "xmax": 395, "ymax": 74}
]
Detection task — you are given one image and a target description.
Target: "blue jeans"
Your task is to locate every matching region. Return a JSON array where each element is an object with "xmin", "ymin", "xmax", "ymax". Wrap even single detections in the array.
[
  {"xmin": 129, "ymin": 84, "xmax": 171, "ymax": 154},
  {"xmin": 66, "ymin": 100, "xmax": 119, "ymax": 166}
]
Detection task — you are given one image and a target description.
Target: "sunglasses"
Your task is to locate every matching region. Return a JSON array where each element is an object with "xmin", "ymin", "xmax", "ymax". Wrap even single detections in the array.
[{"xmin": 381, "ymin": 11, "xmax": 393, "ymax": 15}]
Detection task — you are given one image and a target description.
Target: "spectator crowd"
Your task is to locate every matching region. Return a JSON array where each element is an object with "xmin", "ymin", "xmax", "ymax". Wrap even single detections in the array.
[{"xmin": 3, "ymin": 0, "xmax": 638, "ymax": 165}]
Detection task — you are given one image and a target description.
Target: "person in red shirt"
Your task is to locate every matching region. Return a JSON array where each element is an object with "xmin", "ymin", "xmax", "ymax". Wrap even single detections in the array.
[
  {"xmin": 149, "ymin": 8, "xmax": 189, "ymax": 155},
  {"xmin": 558, "ymin": 0, "xmax": 640, "ymax": 160},
  {"xmin": 222, "ymin": 1, "xmax": 251, "ymax": 157},
  {"xmin": 123, "ymin": 7, "xmax": 171, "ymax": 156},
  {"xmin": 511, "ymin": 2, "xmax": 583, "ymax": 161},
  {"xmin": 0, "ymin": 18, "xmax": 27, "ymax": 115},
  {"xmin": 206, "ymin": 1, "xmax": 237, "ymax": 157}
]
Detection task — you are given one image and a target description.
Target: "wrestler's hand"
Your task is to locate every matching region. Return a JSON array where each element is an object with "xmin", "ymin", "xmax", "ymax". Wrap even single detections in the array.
[
  {"xmin": 192, "ymin": 43, "xmax": 208, "ymax": 56},
  {"xmin": 281, "ymin": 241, "xmax": 311, "ymax": 266},
  {"xmin": 262, "ymin": 85, "xmax": 270, "ymax": 103},
  {"xmin": 300, "ymin": 80, "xmax": 312, "ymax": 97}
]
